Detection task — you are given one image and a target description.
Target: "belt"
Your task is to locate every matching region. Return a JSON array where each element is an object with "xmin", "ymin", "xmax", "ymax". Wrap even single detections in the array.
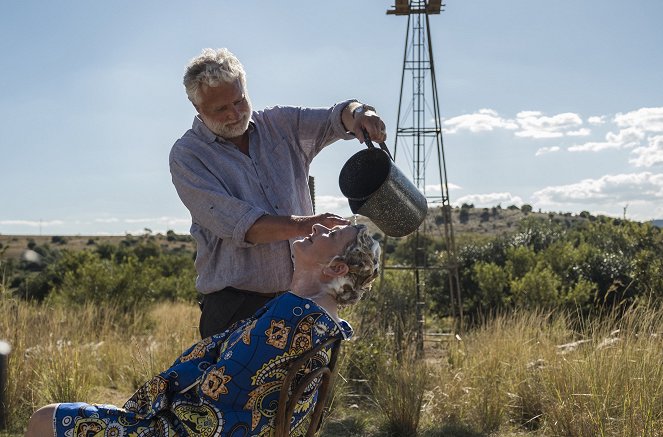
[{"xmin": 221, "ymin": 287, "xmax": 287, "ymax": 298}]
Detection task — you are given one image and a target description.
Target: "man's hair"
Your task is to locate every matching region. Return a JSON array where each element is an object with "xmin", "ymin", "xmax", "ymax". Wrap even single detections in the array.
[
  {"xmin": 183, "ymin": 48, "xmax": 246, "ymax": 105},
  {"xmin": 328, "ymin": 224, "xmax": 381, "ymax": 306}
]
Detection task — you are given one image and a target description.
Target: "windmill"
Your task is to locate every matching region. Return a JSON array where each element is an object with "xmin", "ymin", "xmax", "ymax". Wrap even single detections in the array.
[{"xmin": 385, "ymin": 0, "xmax": 463, "ymax": 356}]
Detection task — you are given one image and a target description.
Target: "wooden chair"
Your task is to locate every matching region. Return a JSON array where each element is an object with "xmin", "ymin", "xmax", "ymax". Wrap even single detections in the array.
[{"xmin": 274, "ymin": 338, "xmax": 342, "ymax": 437}]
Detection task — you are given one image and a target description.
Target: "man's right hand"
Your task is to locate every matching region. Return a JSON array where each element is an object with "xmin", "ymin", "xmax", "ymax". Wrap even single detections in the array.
[
  {"xmin": 245, "ymin": 213, "xmax": 351, "ymax": 244},
  {"xmin": 295, "ymin": 213, "xmax": 350, "ymax": 236}
]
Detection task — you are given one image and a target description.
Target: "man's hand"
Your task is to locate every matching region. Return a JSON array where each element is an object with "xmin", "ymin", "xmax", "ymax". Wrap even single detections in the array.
[
  {"xmin": 245, "ymin": 213, "xmax": 351, "ymax": 244},
  {"xmin": 343, "ymin": 103, "xmax": 388, "ymax": 144},
  {"xmin": 295, "ymin": 213, "xmax": 351, "ymax": 236}
]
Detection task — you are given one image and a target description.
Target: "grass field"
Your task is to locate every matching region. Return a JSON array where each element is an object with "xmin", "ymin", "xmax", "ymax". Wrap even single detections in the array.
[{"xmin": 2, "ymin": 294, "xmax": 663, "ymax": 436}]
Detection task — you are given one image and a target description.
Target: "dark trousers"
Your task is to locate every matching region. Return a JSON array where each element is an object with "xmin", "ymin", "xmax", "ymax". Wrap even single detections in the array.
[{"xmin": 198, "ymin": 287, "xmax": 277, "ymax": 338}]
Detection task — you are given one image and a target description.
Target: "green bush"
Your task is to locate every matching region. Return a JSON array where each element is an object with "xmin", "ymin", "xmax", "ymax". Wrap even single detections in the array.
[
  {"xmin": 432, "ymin": 216, "xmax": 663, "ymax": 323},
  {"xmin": 9, "ymin": 237, "xmax": 198, "ymax": 309}
]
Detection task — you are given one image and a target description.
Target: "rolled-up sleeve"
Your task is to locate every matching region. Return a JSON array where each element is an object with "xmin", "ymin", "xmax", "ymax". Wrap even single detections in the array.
[
  {"xmin": 170, "ymin": 153, "xmax": 265, "ymax": 248},
  {"xmin": 331, "ymin": 99, "xmax": 359, "ymax": 139}
]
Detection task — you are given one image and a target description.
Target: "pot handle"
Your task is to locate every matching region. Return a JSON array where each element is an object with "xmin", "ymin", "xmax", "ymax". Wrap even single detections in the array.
[{"xmin": 362, "ymin": 128, "xmax": 394, "ymax": 161}]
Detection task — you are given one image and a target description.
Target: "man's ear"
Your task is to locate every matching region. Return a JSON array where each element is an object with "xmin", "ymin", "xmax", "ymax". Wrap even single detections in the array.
[{"xmin": 322, "ymin": 260, "xmax": 349, "ymax": 278}]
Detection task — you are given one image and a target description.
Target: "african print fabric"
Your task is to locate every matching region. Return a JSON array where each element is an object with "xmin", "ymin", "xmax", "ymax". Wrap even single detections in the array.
[{"xmin": 53, "ymin": 292, "xmax": 352, "ymax": 436}]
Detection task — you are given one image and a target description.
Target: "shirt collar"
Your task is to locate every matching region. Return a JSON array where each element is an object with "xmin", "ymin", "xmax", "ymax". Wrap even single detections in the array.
[{"xmin": 192, "ymin": 116, "xmax": 216, "ymax": 144}]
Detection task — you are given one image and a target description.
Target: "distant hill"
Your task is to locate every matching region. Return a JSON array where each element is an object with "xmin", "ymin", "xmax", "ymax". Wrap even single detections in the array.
[
  {"xmin": 1, "ymin": 207, "xmax": 656, "ymax": 262},
  {"xmin": 351, "ymin": 205, "xmax": 602, "ymax": 241},
  {"xmin": 0, "ymin": 232, "xmax": 195, "ymax": 263}
]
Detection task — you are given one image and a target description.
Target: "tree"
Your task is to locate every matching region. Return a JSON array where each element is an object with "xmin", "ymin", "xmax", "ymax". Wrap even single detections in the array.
[
  {"xmin": 473, "ymin": 261, "xmax": 509, "ymax": 308},
  {"xmin": 459, "ymin": 205, "xmax": 471, "ymax": 224},
  {"xmin": 510, "ymin": 263, "xmax": 561, "ymax": 308}
]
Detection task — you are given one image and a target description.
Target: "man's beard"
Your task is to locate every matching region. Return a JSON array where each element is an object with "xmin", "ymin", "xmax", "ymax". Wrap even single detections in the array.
[{"xmin": 207, "ymin": 98, "xmax": 253, "ymax": 139}]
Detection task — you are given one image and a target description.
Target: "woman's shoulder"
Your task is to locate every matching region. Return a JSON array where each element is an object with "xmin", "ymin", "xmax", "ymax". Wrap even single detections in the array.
[{"xmin": 257, "ymin": 292, "xmax": 353, "ymax": 341}]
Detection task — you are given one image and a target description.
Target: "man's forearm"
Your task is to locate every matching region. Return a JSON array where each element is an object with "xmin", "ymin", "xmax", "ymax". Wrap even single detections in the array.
[
  {"xmin": 244, "ymin": 213, "xmax": 350, "ymax": 244},
  {"xmin": 244, "ymin": 215, "xmax": 309, "ymax": 244}
]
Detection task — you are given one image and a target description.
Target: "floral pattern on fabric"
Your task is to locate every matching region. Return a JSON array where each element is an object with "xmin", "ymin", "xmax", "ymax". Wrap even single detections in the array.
[{"xmin": 53, "ymin": 292, "xmax": 352, "ymax": 436}]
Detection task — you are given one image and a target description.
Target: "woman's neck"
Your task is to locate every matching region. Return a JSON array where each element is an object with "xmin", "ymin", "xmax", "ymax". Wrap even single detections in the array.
[{"xmin": 290, "ymin": 277, "xmax": 339, "ymax": 321}]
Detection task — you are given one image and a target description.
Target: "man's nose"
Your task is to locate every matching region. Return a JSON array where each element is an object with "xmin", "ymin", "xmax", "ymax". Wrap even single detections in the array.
[{"xmin": 228, "ymin": 104, "xmax": 241, "ymax": 120}]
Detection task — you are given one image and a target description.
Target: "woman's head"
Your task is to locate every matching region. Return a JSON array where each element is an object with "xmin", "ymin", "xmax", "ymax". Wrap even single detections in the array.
[
  {"xmin": 293, "ymin": 224, "xmax": 381, "ymax": 306},
  {"xmin": 328, "ymin": 224, "xmax": 381, "ymax": 306}
]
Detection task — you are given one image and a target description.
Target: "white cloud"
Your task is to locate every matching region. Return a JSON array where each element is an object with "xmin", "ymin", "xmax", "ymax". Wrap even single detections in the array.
[
  {"xmin": 123, "ymin": 216, "xmax": 190, "ymax": 226},
  {"xmin": 442, "ymin": 109, "xmax": 518, "ymax": 134},
  {"xmin": 0, "ymin": 217, "xmax": 192, "ymax": 235},
  {"xmin": 454, "ymin": 192, "xmax": 524, "ymax": 208},
  {"xmin": 588, "ymin": 115, "xmax": 606, "ymax": 125},
  {"xmin": 614, "ymin": 107, "xmax": 663, "ymax": 132},
  {"xmin": 630, "ymin": 135, "xmax": 663, "ymax": 168},
  {"xmin": 567, "ymin": 128, "xmax": 591, "ymax": 137},
  {"xmin": 424, "ymin": 182, "xmax": 462, "ymax": 193},
  {"xmin": 535, "ymin": 146, "xmax": 561, "ymax": 156},
  {"xmin": 0, "ymin": 219, "xmax": 64, "ymax": 227},
  {"xmin": 532, "ymin": 172, "xmax": 663, "ymax": 205},
  {"xmin": 568, "ymin": 126, "xmax": 646, "ymax": 152},
  {"xmin": 315, "ymin": 195, "xmax": 351, "ymax": 214},
  {"xmin": 515, "ymin": 111, "xmax": 584, "ymax": 139},
  {"xmin": 94, "ymin": 218, "xmax": 120, "ymax": 223},
  {"xmin": 605, "ymin": 127, "xmax": 646, "ymax": 147},
  {"xmin": 124, "ymin": 217, "xmax": 159, "ymax": 224},
  {"xmin": 567, "ymin": 140, "xmax": 619, "ymax": 152}
]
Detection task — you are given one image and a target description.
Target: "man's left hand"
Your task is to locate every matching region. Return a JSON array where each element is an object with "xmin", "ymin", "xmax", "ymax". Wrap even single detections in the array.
[{"xmin": 349, "ymin": 104, "xmax": 387, "ymax": 144}]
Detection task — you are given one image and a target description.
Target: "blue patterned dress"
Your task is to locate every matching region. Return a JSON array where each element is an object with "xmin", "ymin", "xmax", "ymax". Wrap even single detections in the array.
[{"xmin": 53, "ymin": 292, "xmax": 352, "ymax": 436}]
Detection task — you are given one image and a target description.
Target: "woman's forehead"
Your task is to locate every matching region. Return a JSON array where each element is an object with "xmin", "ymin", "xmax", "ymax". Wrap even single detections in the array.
[{"xmin": 335, "ymin": 225, "xmax": 358, "ymax": 240}]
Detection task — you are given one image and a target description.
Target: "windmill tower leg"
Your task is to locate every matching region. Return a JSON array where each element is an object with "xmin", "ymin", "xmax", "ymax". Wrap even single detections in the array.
[{"xmin": 386, "ymin": 0, "xmax": 463, "ymax": 357}]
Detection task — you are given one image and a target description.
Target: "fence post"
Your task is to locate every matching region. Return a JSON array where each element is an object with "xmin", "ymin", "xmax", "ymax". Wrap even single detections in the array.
[{"xmin": 0, "ymin": 340, "xmax": 10, "ymax": 430}]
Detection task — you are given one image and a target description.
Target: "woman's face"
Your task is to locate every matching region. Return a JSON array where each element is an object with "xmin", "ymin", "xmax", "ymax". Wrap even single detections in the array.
[{"xmin": 292, "ymin": 224, "xmax": 358, "ymax": 268}]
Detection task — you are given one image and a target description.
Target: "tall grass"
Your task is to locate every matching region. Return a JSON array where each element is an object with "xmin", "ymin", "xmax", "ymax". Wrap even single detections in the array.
[
  {"xmin": 371, "ymin": 355, "xmax": 431, "ymax": 436},
  {"xmin": 0, "ymin": 296, "xmax": 198, "ymax": 434},
  {"xmin": 327, "ymin": 304, "xmax": 663, "ymax": 436},
  {"xmin": 423, "ymin": 305, "xmax": 663, "ymax": 436},
  {"xmin": 3, "ymin": 294, "xmax": 663, "ymax": 436}
]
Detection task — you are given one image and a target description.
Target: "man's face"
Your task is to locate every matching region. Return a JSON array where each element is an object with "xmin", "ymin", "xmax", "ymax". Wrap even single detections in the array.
[{"xmin": 193, "ymin": 79, "xmax": 252, "ymax": 139}]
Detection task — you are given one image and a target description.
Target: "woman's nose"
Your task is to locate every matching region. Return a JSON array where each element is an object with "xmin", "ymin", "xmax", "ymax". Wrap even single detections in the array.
[{"xmin": 311, "ymin": 224, "xmax": 328, "ymax": 234}]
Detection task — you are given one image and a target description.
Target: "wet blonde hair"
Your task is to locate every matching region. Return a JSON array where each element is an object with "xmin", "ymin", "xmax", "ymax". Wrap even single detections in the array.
[{"xmin": 327, "ymin": 224, "xmax": 381, "ymax": 306}]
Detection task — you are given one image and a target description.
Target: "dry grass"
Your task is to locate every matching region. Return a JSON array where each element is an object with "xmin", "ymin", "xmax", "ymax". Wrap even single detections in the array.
[
  {"xmin": 325, "ymin": 306, "xmax": 663, "ymax": 437},
  {"xmin": 0, "ymin": 296, "xmax": 198, "ymax": 435},
  {"xmin": 3, "ymin": 296, "xmax": 663, "ymax": 436}
]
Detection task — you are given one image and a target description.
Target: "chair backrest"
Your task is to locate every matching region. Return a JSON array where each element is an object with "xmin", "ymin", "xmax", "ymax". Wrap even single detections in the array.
[{"xmin": 274, "ymin": 337, "xmax": 342, "ymax": 437}]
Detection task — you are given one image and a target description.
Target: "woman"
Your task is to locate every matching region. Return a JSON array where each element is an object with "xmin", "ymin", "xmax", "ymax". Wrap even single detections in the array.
[{"xmin": 26, "ymin": 223, "xmax": 380, "ymax": 436}]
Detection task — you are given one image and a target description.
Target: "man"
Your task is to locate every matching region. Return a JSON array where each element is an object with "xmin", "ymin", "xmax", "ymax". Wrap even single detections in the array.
[{"xmin": 170, "ymin": 48, "xmax": 387, "ymax": 338}]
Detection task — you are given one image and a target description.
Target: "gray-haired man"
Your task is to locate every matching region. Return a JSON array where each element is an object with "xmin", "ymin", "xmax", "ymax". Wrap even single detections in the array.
[{"xmin": 170, "ymin": 48, "xmax": 387, "ymax": 337}]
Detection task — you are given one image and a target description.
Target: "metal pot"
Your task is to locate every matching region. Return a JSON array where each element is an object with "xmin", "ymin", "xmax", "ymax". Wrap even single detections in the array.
[{"xmin": 338, "ymin": 139, "xmax": 427, "ymax": 237}]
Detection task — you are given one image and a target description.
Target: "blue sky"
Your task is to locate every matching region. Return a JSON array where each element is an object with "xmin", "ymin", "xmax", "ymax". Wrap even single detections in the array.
[{"xmin": 1, "ymin": 0, "xmax": 662, "ymax": 235}]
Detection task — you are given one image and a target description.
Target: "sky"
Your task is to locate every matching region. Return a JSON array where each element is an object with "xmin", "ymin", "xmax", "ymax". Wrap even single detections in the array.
[{"xmin": 1, "ymin": 0, "xmax": 662, "ymax": 236}]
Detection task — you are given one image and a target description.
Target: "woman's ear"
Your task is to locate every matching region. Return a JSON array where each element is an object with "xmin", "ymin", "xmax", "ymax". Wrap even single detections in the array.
[{"xmin": 322, "ymin": 260, "xmax": 349, "ymax": 278}]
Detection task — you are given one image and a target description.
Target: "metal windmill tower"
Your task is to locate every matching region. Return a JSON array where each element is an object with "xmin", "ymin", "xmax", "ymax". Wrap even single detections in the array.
[{"xmin": 386, "ymin": 0, "xmax": 463, "ymax": 356}]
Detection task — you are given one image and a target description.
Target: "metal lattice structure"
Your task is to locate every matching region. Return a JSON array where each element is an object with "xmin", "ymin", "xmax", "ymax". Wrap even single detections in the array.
[{"xmin": 386, "ymin": 0, "xmax": 463, "ymax": 356}]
